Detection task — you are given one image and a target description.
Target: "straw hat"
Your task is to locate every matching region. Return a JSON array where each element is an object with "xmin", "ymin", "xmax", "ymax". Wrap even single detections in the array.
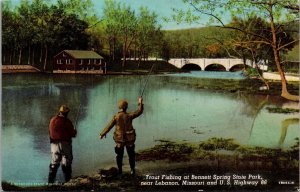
[
  {"xmin": 59, "ymin": 105, "xmax": 70, "ymax": 113},
  {"xmin": 118, "ymin": 100, "xmax": 128, "ymax": 110}
]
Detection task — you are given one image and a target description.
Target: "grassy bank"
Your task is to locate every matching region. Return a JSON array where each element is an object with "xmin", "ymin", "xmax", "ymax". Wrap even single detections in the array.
[
  {"xmin": 107, "ymin": 60, "xmax": 182, "ymax": 73},
  {"xmin": 105, "ymin": 61, "xmax": 299, "ymax": 96},
  {"xmin": 2, "ymin": 138, "xmax": 298, "ymax": 191},
  {"xmin": 159, "ymin": 75, "xmax": 299, "ymax": 96}
]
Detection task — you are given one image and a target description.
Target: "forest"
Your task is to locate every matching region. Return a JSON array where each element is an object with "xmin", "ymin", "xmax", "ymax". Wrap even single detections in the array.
[{"xmin": 2, "ymin": 0, "xmax": 299, "ymax": 72}]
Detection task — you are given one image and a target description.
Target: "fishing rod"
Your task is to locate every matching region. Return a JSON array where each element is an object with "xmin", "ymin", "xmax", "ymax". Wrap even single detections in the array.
[
  {"xmin": 74, "ymin": 103, "xmax": 81, "ymax": 129},
  {"xmin": 140, "ymin": 63, "xmax": 155, "ymax": 97},
  {"xmin": 74, "ymin": 87, "xmax": 84, "ymax": 129}
]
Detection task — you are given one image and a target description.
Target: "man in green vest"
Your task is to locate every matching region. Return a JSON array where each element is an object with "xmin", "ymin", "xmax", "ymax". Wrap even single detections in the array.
[{"xmin": 100, "ymin": 97, "xmax": 143, "ymax": 175}]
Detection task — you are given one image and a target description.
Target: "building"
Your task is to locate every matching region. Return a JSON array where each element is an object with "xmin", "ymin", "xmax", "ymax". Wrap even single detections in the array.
[
  {"xmin": 2, "ymin": 65, "xmax": 40, "ymax": 73},
  {"xmin": 53, "ymin": 50, "xmax": 106, "ymax": 74}
]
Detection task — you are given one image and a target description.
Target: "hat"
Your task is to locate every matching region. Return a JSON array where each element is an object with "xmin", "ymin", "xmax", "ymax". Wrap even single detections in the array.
[
  {"xmin": 59, "ymin": 105, "xmax": 70, "ymax": 113},
  {"xmin": 118, "ymin": 100, "xmax": 128, "ymax": 109}
]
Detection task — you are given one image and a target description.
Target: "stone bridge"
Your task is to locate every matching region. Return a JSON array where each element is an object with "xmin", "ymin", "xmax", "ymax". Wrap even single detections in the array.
[{"xmin": 168, "ymin": 58, "xmax": 267, "ymax": 71}]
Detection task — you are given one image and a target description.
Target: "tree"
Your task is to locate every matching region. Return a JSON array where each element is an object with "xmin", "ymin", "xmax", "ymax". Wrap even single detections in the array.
[
  {"xmin": 102, "ymin": 0, "xmax": 162, "ymax": 70},
  {"xmin": 160, "ymin": 40, "xmax": 171, "ymax": 61},
  {"xmin": 217, "ymin": 16, "xmax": 273, "ymax": 88},
  {"xmin": 118, "ymin": 4, "xmax": 138, "ymax": 70},
  {"xmin": 175, "ymin": 0, "xmax": 299, "ymax": 101},
  {"xmin": 2, "ymin": 1, "xmax": 16, "ymax": 64},
  {"xmin": 102, "ymin": 0, "xmax": 123, "ymax": 61},
  {"xmin": 16, "ymin": 0, "xmax": 32, "ymax": 65},
  {"xmin": 103, "ymin": 0, "xmax": 138, "ymax": 70},
  {"xmin": 57, "ymin": 0, "xmax": 94, "ymax": 20},
  {"xmin": 135, "ymin": 7, "xmax": 161, "ymax": 65},
  {"xmin": 2, "ymin": 0, "xmax": 94, "ymax": 70},
  {"xmin": 29, "ymin": 0, "xmax": 53, "ymax": 70},
  {"xmin": 52, "ymin": 8, "xmax": 90, "ymax": 50}
]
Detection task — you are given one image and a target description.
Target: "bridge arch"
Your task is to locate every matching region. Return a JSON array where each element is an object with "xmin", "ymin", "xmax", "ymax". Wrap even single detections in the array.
[
  {"xmin": 182, "ymin": 63, "xmax": 202, "ymax": 70},
  {"xmin": 229, "ymin": 64, "xmax": 246, "ymax": 72},
  {"xmin": 204, "ymin": 63, "xmax": 226, "ymax": 71},
  {"xmin": 168, "ymin": 58, "xmax": 266, "ymax": 71}
]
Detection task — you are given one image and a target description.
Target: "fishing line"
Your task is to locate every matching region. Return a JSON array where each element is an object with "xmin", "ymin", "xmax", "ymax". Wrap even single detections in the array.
[
  {"xmin": 140, "ymin": 63, "xmax": 155, "ymax": 97},
  {"xmin": 74, "ymin": 102, "xmax": 82, "ymax": 129},
  {"xmin": 137, "ymin": 61, "xmax": 142, "ymax": 96}
]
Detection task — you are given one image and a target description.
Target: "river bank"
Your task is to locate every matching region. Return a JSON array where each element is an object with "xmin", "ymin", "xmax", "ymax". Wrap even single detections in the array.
[
  {"xmin": 3, "ymin": 63, "xmax": 299, "ymax": 95},
  {"xmin": 162, "ymin": 74, "xmax": 299, "ymax": 97},
  {"xmin": 2, "ymin": 135, "xmax": 299, "ymax": 191},
  {"xmin": 263, "ymin": 72, "xmax": 300, "ymax": 82}
]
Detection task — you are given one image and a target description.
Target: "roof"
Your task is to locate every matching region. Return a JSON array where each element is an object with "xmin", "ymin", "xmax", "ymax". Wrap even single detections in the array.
[{"xmin": 62, "ymin": 50, "xmax": 103, "ymax": 59}]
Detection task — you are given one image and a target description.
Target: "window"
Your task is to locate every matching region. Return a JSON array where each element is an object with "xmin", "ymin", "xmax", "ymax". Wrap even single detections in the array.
[
  {"xmin": 57, "ymin": 59, "xmax": 63, "ymax": 64},
  {"xmin": 66, "ymin": 59, "xmax": 73, "ymax": 64},
  {"xmin": 94, "ymin": 59, "xmax": 101, "ymax": 65},
  {"xmin": 79, "ymin": 59, "xmax": 83, "ymax": 65},
  {"xmin": 88, "ymin": 59, "xmax": 91, "ymax": 65}
]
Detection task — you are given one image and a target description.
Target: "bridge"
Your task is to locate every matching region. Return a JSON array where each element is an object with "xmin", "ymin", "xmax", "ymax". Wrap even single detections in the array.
[{"xmin": 168, "ymin": 58, "xmax": 267, "ymax": 71}]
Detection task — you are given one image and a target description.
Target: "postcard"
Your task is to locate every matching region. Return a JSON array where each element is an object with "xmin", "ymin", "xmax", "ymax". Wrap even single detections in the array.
[{"xmin": 2, "ymin": 0, "xmax": 299, "ymax": 191}]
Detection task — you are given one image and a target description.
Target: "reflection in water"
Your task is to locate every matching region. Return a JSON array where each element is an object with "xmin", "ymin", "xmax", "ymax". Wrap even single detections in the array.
[
  {"xmin": 279, "ymin": 118, "xmax": 299, "ymax": 146},
  {"xmin": 2, "ymin": 73, "xmax": 299, "ymax": 184},
  {"xmin": 248, "ymin": 95, "xmax": 269, "ymax": 138}
]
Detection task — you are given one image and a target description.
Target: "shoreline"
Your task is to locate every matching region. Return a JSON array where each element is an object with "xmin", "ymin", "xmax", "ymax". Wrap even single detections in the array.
[
  {"xmin": 2, "ymin": 138, "xmax": 299, "ymax": 191},
  {"xmin": 3, "ymin": 157, "xmax": 299, "ymax": 191},
  {"xmin": 2, "ymin": 69, "xmax": 299, "ymax": 97},
  {"xmin": 263, "ymin": 72, "xmax": 299, "ymax": 82},
  {"xmin": 2, "ymin": 68, "xmax": 299, "ymax": 82}
]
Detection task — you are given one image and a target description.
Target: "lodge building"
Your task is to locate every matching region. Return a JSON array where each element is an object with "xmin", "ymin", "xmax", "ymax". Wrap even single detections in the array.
[{"xmin": 53, "ymin": 50, "xmax": 106, "ymax": 73}]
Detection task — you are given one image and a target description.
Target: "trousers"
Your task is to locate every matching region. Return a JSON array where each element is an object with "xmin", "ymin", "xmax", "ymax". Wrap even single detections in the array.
[
  {"xmin": 115, "ymin": 144, "xmax": 135, "ymax": 174},
  {"xmin": 48, "ymin": 141, "xmax": 73, "ymax": 183}
]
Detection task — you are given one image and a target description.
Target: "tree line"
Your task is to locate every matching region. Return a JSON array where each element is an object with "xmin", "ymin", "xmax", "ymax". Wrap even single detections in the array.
[
  {"xmin": 2, "ymin": 0, "xmax": 92, "ymax": 71},
  {"xmin": 173, "ymin": 0, "xmax": 299, "ymax": 101},
  {"xmin": 2, "ymin": 0, "xmax": 162, "ymax": 71},
  {"xmin": 2, "ymin": 0, "xmax": 298, "ymax": 76}
]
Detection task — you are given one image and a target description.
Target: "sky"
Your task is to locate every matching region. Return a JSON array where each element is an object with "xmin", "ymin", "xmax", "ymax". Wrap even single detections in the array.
[
  {"xmin": 91, "ymin": 0, "xmax": 207, "ymax": 30},
  {"xmin": 7, "ymin": 0, "xmax": 229, "ymax": 30}
]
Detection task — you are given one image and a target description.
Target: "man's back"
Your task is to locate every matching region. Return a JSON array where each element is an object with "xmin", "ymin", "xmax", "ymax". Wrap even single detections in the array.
[
  {"xmin": 49, "ymin": 115, "xmax": 76, "ymax": 142},
  {"xmin": 115, "ymin": 112, "xmax": 134, "ymax": 132}
]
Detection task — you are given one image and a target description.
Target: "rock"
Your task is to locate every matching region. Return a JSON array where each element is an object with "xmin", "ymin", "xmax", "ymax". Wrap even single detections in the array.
[
  {"xmin": 63, "ymin": 182, "xmax": 76, "ymax": 187},
  {"xmin": 99, "ymin": 167, "xmax": 119, "ymax": 178},
  {"xmin": 259, "ymin": 86, "xmax": 268, "ymax": 90},
  {"xmin": 92, "ymin": 173, "xmax": 102, "ymax": 180},
  {"xmin": 79, "ymin": 178, "xmax": 92, "ymax": 185}
]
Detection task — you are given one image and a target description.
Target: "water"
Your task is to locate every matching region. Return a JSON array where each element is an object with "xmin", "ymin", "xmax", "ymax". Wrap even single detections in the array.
[
  {"xmin": 167, "ymin": 71, "xmax": 246, "ymax": 79},
  {"xmin": 2, "ymin": 72, "xmax": 299, "ymax": 184}
]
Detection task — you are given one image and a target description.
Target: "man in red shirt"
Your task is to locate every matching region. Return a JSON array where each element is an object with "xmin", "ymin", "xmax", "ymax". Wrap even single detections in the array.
[{"xmin": 48, "ymin": 105, "xmax": 77, "ymax": 183}]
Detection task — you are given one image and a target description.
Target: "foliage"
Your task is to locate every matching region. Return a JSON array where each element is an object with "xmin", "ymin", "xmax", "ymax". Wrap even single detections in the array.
[
  {"xmin": 162, "ymin": 27, "xmax": 233, "ymax": 58},
  {"xmin": 266, "ymin": 107, "xmax": 299, "ymax": 114},
  {"xmin": 2, "ymin": 0, "xmax": 162, "ymax": 72},
  {"xmin": 102, "ymin": 0, "xmax": 162, "ymax": 70},
  {"xmin": 137, "ymin": 137, "xmax": 299, "ymax": 166},
  {"xmin": 174, "ymin": 0, "xmax": 299, "ymax": 101},
  {"xmin": 136, "ymin": 140, "xmax": 194, "ymax": 162},
  {"xmin": 3, "ymin": 0, "xmax": 299, "ymax": 76},
  {"xmin": 244, "ymin": 67, "xmax": 261, "ymax": 77},
  {"xmin": 285, "ymin": 44, "xmax": 299, "ymax": 61},
  {"xmin": 2, "ymin": 0, "xmax": 92, "ymax": 70},
  {"xmin": 199, "ymin": 137, "xmax": 240, "ymax": 151}
]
